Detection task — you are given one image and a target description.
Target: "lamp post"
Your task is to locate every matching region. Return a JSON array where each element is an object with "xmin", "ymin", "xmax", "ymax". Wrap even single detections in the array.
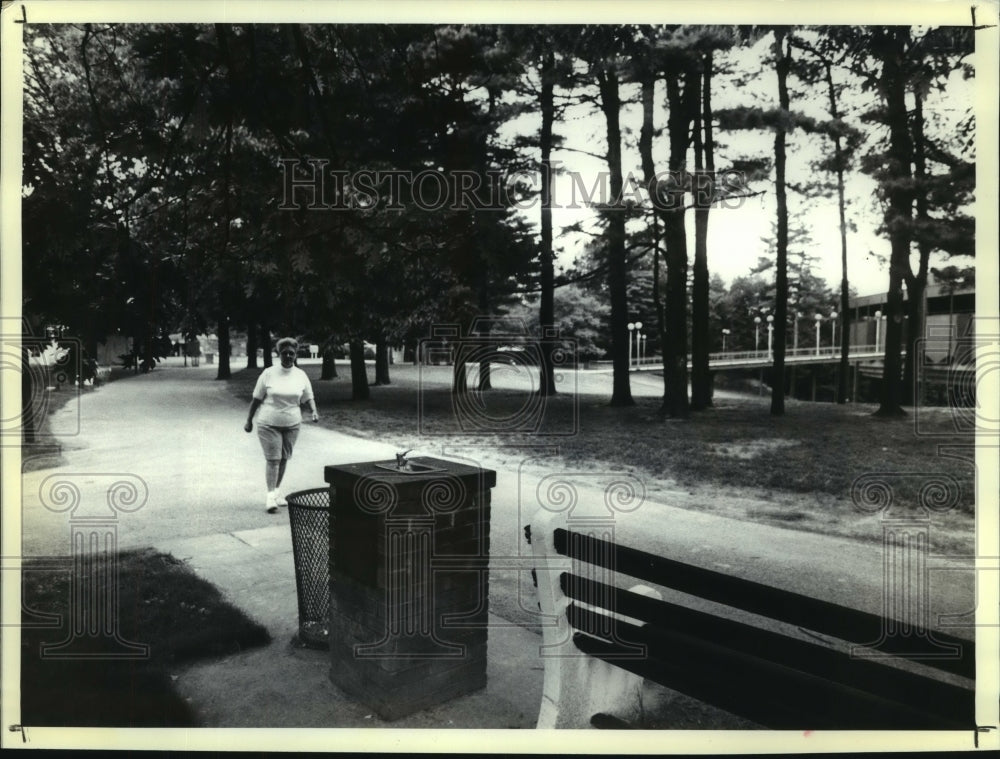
[
  {"xmin": 754, "ymin": 316, "xmax": 762, "ymax": 354},
  {"xmin": 627, "ymin": 322, "xmax": 635, "ymax": 370},
  {"xmin": 640, "ymin": 334, "xmax": 647, "ymax": 366},
  {"xmin": 790, "ymin": 311, "xmax": 803, "ymax": 399},
  {"xmin": 721, "ymin": 328, "xmax": 730, "ymax": 352},
  {"xmin": 634, "ymin": 321, "xmax": 643, "ymax": 368},
  {"xmin": 814, "ymin": 314, "xmax": 823, "ymax": 356},
  {"xmin": 829, "ymin": 311, "xmax": 838, "ymax": 351},
  {"xmin": 767, "ymin": 314, "xmax": 774, "ymax": 359}
]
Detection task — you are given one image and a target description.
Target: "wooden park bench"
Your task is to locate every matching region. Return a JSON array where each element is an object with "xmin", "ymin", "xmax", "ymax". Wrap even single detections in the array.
[{"xmin": 527, "ymin": 513, "xmax": 976, "ymax": 730}]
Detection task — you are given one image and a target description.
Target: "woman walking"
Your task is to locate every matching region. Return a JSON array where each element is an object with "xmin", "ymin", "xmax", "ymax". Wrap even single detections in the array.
[{"xmin": 244, "ymin": 337, "xmax": 319, "ymax": 513}]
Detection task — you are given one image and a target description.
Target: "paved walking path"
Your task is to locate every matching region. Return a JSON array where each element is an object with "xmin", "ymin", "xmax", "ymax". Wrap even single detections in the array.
[{"xmin": 15, "ymin": 359, "xmax": 977, "ymax": 739}]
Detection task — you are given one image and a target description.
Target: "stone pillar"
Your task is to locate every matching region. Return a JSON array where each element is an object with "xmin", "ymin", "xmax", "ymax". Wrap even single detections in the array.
[{"xmin": 324, "ymin": 456, "xmax": 495, "ymax": 720}]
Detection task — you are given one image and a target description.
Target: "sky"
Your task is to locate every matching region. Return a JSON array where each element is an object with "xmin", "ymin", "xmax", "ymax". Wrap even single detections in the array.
[
  {"xmin": 16, "ymin": 19, "xmax": 979, "ymax": 305},
  {"xmin": 501, "ymin": 29, "xmax": 978, "ymax": 299}
]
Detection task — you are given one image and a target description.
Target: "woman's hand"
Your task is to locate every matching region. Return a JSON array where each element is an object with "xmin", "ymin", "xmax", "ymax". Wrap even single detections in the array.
[
  {"xmin": 244, "ymin": 420, "xmax": 253, "ymax": 433},
  {"xmin": 311, "ymin": 411, "xmax": 319, "ymax": 423}
]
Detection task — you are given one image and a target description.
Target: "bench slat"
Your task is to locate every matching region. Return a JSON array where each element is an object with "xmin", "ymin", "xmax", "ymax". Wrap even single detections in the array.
[
  {"xmin": 554, "ymin": 528, "xmax": 973, "ymax": 679},
  {"xmin": 569, "ymin": 607, "xmax": 974, "ymax": 730},
  {"xmin": 566, "ymin": 595, "xmax": 974, "ymax": 729}
]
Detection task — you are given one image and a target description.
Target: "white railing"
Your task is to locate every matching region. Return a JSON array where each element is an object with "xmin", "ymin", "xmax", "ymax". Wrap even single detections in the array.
[
  {"xmin": 588, "ymin": 344, "xmax": 887, "ymax": 370},
  {"xmin": 708, "ymin": 344, "xmax": 881, "ymax": 363}
]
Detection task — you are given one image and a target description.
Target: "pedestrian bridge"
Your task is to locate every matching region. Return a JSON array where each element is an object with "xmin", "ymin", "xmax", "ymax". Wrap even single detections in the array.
[
  {"xmin": 596, "ymin": 344, "xmax": 888, "ymax": 371},
  {"xmin": 622, "ymin": 345, "xmax": 972, "ymax": 383},
  {"xmin": 694, "ymin": 345, "xmax": 884, "ymax": 371}
]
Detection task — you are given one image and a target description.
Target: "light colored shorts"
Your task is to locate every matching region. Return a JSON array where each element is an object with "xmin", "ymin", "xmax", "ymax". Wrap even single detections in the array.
[{"xmin": 256, "ymin": 424, "xmax": 300, "ymax": 461}]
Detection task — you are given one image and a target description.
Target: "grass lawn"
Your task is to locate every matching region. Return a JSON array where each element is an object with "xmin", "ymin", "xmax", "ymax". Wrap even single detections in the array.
[
  {"xmin": 228, "ymin": 361, "xmax": 976, "ymax": 554},
  {"xmin": 21, "ymin": 549, "xmax": 271, "ymax": 727}
]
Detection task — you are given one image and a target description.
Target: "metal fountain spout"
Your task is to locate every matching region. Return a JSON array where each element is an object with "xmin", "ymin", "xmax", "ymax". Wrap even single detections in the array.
[{"xmin": 373, "ymin": 452, "xmax": 442, "ymax": 475}]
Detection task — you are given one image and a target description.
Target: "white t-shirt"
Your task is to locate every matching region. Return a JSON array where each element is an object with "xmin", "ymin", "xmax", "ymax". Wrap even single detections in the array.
[{"xmin": 252, "ymin": 366, "xmax": 315, "ymax": 427}]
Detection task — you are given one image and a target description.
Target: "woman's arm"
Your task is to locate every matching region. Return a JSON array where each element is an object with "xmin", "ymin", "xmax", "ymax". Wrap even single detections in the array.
[
  {"xmin": 301, "ymin": 374, "xmax": 319, "ymax": 422},
  {"xmin": 245, "ymin": 398, "xmax": 263, "ymax": 432}
]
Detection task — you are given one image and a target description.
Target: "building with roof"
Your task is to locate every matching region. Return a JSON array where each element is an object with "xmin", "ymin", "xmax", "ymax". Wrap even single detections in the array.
[{"xmin": 847, "ymin": 274, "xmax": 975, "ymax": 363}]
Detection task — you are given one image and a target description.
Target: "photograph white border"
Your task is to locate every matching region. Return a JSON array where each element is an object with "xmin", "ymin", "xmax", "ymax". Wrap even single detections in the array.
[{"xmin": 2, "ymin": 0, "xmax": 997, "ymax": 753}]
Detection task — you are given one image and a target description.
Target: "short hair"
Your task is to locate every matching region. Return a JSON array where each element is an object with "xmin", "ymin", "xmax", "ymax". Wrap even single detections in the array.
[{"xmin": 276, "ymin": 337, "xmax": 298, "ymax": 353}]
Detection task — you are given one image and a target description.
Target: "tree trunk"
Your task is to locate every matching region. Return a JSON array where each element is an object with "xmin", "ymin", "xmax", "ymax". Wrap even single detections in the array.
[
  {"xmin": 477, "ymin": 284, "xmax": 493, "ymax": 392},
  {"xmin": 452, "ymin": 341, "xmax": 468, "ymax": 396},
  {"xmin": 215, "ymin": 102, "xmax": 233, "ymax": 382},
  {"xmin": 477, "ymin": 350, "xmax": 492, "ymax": 391},
  {"xmin": 660, "ymin": 71, "xmax": 697, "ymax": 418},
  {"xmin": 132, "ymin": 327, "xmax": 140, "ymax": 374},
  {"xmin": 819, "ymin": 58, "xmax": 852, "ymax": 404},
  {"xmin": 638, "ymin": 75, "xmax": 664, "ymax": 393},
  {"xmin": 216, "ymin": 313, "xmax": 231, "ymax": 380},
  {"xmin": 905, "ymin": 93, "xmax": 932, "ymax": 407},
  {"xmin": 143, "ymin": 323, "xmax": 155, "ymax": 373},
  {"xmin": 691, "ymin": 53, "xmax": 714, "ymax": 411},
  {"xmin": 246, "ymin": 318, "xmax": 258, "ymax": 370},
  {"xmin": 261, "ymin": 323, "xmax": 272, "ymax": 368},
  {"xmin": 770, "ymin": 30, "xmax": 791, "ymax": 416},
  {"xmin": 538, "ymin": 49, "xmax": 558, "ymax": 397},
  {"xmin": 875, "ymin": 30, "xmax": 912, "ymax": 418},
  {"xmin": 320, "ymin": 339, "xmax": 338, "ymax": 379},
  {"xmin": 375, "ymin": 339, "xmax": 390, "ymax": 385},
  {"xmin": 86, "ymin": 331, "xmax": 99, "ymax": 376},
  {"xmin": 349, "ymin": 339, "xmax": 370, "ymax": 400},
  {"xmin": 144, "ymin": 257, "xmax": 157, "ymax": 373},
  {"xmin": 596, "ymin": 65, "xmax": 634, "ymax": 408},
  {"xmin": 837, "ymin": 252, "xmax": 852, "ymax": 404},
  {"xmin": 22, "ymin": 344, "xmax": 36, "ymax": 444},
  {"xmin": 879, "ymin": 269, "xmax": 907, "ymax": 416},
  {"xmin": 903, "ymin": 280, "xmax": 926, "ymax": 405}
]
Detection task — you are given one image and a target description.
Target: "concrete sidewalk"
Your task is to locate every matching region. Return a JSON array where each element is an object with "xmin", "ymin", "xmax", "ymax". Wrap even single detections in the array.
[
  {"xmin": 15, "ymin": 360, "xmax": 977, "ymax": 733},
  {"xmin": 156, "ymin": 524, "xmax": 546, "ymax": 729}
]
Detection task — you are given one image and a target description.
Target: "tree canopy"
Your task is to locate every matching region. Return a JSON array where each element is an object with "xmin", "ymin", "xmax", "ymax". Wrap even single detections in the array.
[{"xmin": 20, "ymin": 21, "xmax": 980, "ymax": 413}]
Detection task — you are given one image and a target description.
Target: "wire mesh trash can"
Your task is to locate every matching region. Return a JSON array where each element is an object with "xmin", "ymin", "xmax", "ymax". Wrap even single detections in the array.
[{"xmin": 286, "ymin": 488, "xmax": 332, "ymax": 649}]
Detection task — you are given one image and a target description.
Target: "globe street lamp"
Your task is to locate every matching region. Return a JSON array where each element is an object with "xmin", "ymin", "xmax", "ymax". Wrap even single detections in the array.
[
  {"xmin": 721, "ymin": 328, "xmax": 731, "ymax": 352},
  {"xmin": 829, "ymin": 311, "xmax": 838, "ymax": 350},
  {"xmin": 767, "ymin": 314, "xmax": 774, "ymax": 359},
  {"xmin": 754, "ymin": 316, "xmax": 762, "ymax": 354},
  {"xmin": 874, "ymin": 310, "xmax": 882, "ymax": 352},
  {"xmin": 627, "ymin": 322, "xmax": 635, "ymax": 370},
  {"xmin": 634, "ymin": 321, "xmax": 643, "ymax": 368},
  {"xmin": 790, "ymin": 311, "xmax": 803, "ymax": 399},
  {"xmin": 640, "ymin": 334, "xmax": 647, "ymax": 365},
  {"xmin": 814, "ymin": 313, "xmax": 823, "ymax": 356}
]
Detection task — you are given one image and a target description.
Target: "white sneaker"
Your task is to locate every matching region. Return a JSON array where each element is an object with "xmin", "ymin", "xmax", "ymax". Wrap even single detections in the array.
[
  {"xmin": 275, "ymin": 493, "xmax": 288, "ymax": 507},
  {"xmin": 265, "ymin": 492, "xmax": 279, "ymax": 513}
]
